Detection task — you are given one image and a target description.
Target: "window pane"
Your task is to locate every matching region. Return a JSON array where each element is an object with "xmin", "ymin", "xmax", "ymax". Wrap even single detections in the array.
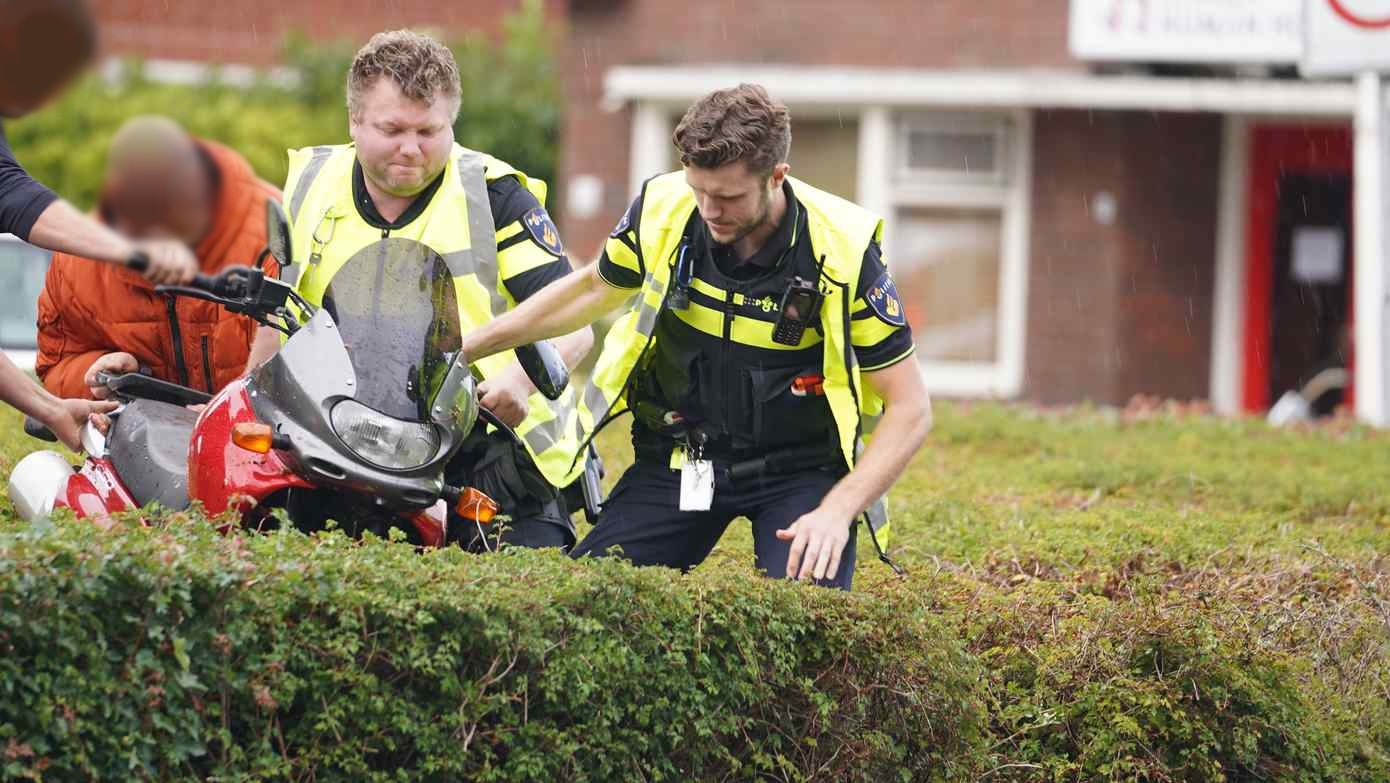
[
  {"xmin": 905, "ymin": 129, "xmax": 998, "ymax": 175},
  {"xmin": 0, "ymin": 240, "xmax": 51, "ymax": 350},
  {"xmin": 891, "ymin": 208, "xmax": 1001, "ymax": 363}
]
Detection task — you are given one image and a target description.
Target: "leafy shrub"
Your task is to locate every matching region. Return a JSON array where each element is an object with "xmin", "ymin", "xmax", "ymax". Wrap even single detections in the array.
[
  {"xmin": 0, "ymin": 515, "xmax": 986, "ymax": 781},
  {"xmin": 4, "ymin": 0, "xmax": 560, "ymax": 212},
  {"xmin": 2, "ymin": 402, "xmax": 1389, "ymax": 780}
]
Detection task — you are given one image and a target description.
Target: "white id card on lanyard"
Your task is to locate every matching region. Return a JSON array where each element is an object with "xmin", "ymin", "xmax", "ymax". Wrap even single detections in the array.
[{"xmin": 678, "ymin": 448, "xmax": 715, "ymax": 512}]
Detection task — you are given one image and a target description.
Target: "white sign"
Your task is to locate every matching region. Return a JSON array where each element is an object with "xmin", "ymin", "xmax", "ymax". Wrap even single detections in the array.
[
  {"xmin": 1291, "ymin": 226, "xmax": 1346, "ymax": 283},
  {"xmin": 1070, "ymin": 0, "xmax": 1303, "ymax": 64},
  {"xmin": 1302, "ymin": 0, "xmax": 1390, "ymax": 76}
]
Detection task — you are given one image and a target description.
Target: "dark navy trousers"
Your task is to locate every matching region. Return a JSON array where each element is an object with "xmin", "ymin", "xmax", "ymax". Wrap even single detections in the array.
[{"xmin": 571, "ymin": 459, "xmax": 858, "ymax": 590}]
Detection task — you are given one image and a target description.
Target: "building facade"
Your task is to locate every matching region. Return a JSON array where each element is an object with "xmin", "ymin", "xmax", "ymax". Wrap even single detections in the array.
[
  {"xmin": 559, "ymin": 0, "xmax": 1374, "ymax": 419},
  {"xmin": 55, "ymin": 2, "xmax": 1389, "ymax": 421}
]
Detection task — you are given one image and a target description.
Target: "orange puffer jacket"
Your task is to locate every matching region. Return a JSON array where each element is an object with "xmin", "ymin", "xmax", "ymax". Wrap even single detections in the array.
[{"xmin": 36, "ymin": 139, "xmax": 281, "ymax": 399}]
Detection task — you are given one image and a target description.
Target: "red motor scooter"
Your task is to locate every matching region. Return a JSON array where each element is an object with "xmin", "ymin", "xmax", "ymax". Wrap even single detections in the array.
[{"xmin": 8, "ymin": 203, "xmax": 574, "ymax": 547}]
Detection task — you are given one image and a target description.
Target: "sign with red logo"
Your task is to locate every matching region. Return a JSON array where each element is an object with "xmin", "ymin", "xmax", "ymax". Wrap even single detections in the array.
[
  {"xmin": 1070, "ymin": 0, "xmax": 1302, "ymax": 64},
  {"xmin": 1329, "ymin": 0, "xmax": 1390, "ymax": 29},
  {"xmin": 1304, "ymin": 0, "xmax": 1390, "ymax": 75}
]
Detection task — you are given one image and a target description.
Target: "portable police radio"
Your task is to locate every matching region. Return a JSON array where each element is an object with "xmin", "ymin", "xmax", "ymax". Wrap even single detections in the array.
[
  {"xmin": 668, "ymin": 243, "xmax": 693, "ymax": 311},
  {"xmin": 772, "ymin": 275, "xmax": 822, "ymax": 346}
]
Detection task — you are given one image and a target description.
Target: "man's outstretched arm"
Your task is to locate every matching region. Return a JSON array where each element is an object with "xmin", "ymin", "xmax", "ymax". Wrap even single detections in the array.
[
  {"xmin": 464, "ymin": 262, "xmax": 631, "ymax": 364},
  {"xmin": 0, "ymin": 352, "xmax": 117, "ymax": 451},
  {"xmin": 778, "ymin": 358, "xmax": 932, "ymax": 581}
]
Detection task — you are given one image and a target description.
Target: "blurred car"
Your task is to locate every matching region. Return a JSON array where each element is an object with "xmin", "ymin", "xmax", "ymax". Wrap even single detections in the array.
[{"xmin": 0, "ymin": 235, "xmax": 52, "ymax": 370}]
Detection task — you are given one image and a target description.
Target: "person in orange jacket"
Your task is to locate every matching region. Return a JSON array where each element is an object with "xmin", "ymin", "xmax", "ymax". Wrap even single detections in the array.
[
  {"xmin": 35, "ymin": 116, "xmax": 281, "ymax": 400},
  {"xmin": 0, "ymin": 0, "xmax": 198, "ymax": 448}
]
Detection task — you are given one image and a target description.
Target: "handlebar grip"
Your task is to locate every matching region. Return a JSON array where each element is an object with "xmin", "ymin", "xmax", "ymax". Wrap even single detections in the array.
[
  {"xmin": 130, "ymin": 251, "xmax": 219, "ymax": 293},
  {"xmin": 23, "ymin": 416, "xmax": 58, "ymax": 443},
  {"xmin": 191, "ymin": 273, "xmax": 220, "ymax": 293}
]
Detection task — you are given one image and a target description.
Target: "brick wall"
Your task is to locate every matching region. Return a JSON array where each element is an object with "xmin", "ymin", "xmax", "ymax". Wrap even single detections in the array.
[
  {"xmin": 93, "ymin": 0, "xmax": 1229, "ymax": 406},
  {"xmin": 90, "ymin": 0, "xmax": 562, "ymax": 66},
  {"xmin": 562, "ymin": 0, "xmax": 1079, "ymax": 259},
  {"xmin": 1024, "ymin": 111, "xmax": 1220, "ymax": 406}
]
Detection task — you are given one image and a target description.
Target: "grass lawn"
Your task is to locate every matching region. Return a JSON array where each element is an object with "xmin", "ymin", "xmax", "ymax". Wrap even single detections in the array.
[{"xmin": 1, "ymin": 399, "xmax": 1387, "ymax": 779}]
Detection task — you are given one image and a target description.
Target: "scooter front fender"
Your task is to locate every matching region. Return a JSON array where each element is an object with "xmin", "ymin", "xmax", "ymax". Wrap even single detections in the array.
[{"xmin": 63, "ymin": 458, "xmax": 135, "ymax": 519}]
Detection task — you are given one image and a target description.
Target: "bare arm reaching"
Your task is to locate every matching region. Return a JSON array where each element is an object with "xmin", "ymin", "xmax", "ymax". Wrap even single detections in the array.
[
  {"xmin": 778, "ymin": 358, "xmax": 932, "ymax": 581},
  {"xmin": 463, "ymin": 262, "xmax": 630, "ymax": 363}
]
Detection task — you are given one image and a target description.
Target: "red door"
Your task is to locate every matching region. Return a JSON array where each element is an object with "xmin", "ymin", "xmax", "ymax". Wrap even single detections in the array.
[{"xmin": 1243, "ymin": 125, "xmax": 1355, "ymax": 412}]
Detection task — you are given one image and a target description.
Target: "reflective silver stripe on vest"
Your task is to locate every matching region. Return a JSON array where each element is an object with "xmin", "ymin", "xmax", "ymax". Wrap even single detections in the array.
[
  {"xmin": 865, "ymin": 497, "xmax": 888, "ymax": 532},
  {"xmin": 456, "ymin": 150, "xmax": 576, "ymax": 456},
  {"xmin": 635, "ymin": 276, "xmax": 665, "ymax": 336},
  {"xmin": 524, "ymin": 421, "xmax": 557, "ymax": 453},
  {"xmin": 455, "ymin": 151, "xmax": 509, "ymax": 318},
  {"xmin": 440, "ymin": 249, "xmax": 477, "ymax": 278},
  {"xmin": 584, "ymin": 383, "xmax": 612, "ymax": 422},
  {"xmin": 288, "ymin": 146, "xmax": 333, "ymax": 223},
  {"xmin": 580, "ymin": 270, "xmax": 666, "ymax": 423}
]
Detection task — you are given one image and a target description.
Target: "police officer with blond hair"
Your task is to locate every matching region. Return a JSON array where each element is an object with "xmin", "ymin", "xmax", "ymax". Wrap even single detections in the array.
[
  {"xmin": 460, "ymin": 84, "xmax": 930, "ymax": 589},
  {"xmin": 244, "ymin": 30, "xmax": 593, "ymax": 548}
]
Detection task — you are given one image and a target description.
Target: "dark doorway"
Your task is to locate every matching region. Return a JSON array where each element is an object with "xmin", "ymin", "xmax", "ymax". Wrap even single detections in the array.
[
  {"xmin": 1266, "ymin": 173, "xmax": 1352, "ymax": 410},
  {"xmin": 1243, "ymin": 125, "xmax": 1354, "ymax": 413}
]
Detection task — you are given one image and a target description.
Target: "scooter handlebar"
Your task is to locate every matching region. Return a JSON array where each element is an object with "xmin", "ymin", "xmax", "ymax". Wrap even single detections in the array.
[
  {"xmin": 190, "ymin": 272, "xmax": 222, "ymax": 294},
  {"xmin": 128, "ymin": 250, "xmax": 220, "ymax": 293}
]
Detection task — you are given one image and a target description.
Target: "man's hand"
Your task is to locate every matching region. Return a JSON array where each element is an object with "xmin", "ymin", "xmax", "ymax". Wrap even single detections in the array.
[
  {"xmin": 46, "ymin": 398, "xmax": 118, "ymax": 452},
  {"xmin": 776, "ymin": 503, "xmax": 854, "ymax": 582},
  {"xmin": 134, "ymin": 239, "xmax": 198, "ymax": 285},
  {"xmin": 477, "ymin": 363, "xmax": 536, "ymax": 428},
  {"xmin": 84, "ymin": 352, "xmax": 138, "ymax": 400}
]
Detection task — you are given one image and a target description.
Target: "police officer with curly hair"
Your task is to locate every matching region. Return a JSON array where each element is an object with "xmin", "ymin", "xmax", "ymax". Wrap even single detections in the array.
[{"xmin": 460, "ymin": 84, "xmax": 931, "ymax": 589}]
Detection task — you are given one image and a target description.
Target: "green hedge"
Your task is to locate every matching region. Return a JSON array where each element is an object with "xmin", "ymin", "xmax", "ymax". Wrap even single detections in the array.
[
  {"xmin": 0, "ymin": 515, "xmax": 985, "ymax": 781},
  {"xmin": 4, "ymin": 514, "xmax": 1387, "ymax": 781},
  {"xmin": 5, "ymin": 0, "xmax": 560, "ymax": 211},
  {"xmin": 3, "ymin": 401, "xmax": 1390, "ymax": 780}
]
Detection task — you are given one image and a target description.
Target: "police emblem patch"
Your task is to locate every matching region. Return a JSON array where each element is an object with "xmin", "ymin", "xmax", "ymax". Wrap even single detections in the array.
[
  {"xmin": 523, "ymin": 207, "xmax": 565, "ymax": 255},
  {"xmin": 610, "ymin": 201, "xmax": 636, "ymax": 238},
  {"xmin": 866, "ymin": 272, "xmax": 907, "ymax": 327}
]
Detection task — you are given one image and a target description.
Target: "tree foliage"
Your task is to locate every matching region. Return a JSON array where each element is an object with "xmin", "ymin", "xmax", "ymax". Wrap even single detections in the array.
[{"xmin": 5, "ymin": 0, "xmax": 560, "ymax": 211}]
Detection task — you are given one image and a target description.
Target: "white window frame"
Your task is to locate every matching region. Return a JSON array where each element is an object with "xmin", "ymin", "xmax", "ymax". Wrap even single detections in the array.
[
  {"xmin": 627, "ymin": 99, "xmax": 1032, "ymax": 399},
  {"xmin": 879, "ymin": 109, "xmax": 1031, "ymax": 397},
  {"xmin": 894, "ymin": 111, "xmax": 1011, "ymax": 186}
]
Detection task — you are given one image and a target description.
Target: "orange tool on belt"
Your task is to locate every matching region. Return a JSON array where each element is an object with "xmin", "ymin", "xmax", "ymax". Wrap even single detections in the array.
[{"xmin": 790, "ymin": 374, "xmax": 825, "ymax": 397}]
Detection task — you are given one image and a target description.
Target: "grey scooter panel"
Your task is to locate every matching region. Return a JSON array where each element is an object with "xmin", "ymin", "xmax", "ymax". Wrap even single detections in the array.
[{"xmin": 108, "ymin": 399, "xmax": 198, "ymax": 511}]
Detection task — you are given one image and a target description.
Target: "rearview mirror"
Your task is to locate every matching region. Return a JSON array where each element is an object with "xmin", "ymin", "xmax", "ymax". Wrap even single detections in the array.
[
  {"xmin": 266, "ymin": 201, "xmax": 293, "ymax": 268},
  {"xmin": 515, "ymin": 341, "xmax": 568, "ymax": 401}
]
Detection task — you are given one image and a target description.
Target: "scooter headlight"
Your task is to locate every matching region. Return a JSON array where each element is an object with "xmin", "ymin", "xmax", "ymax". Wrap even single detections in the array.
[{"xmin": 330, "ymin": 399, "xmax": 441, "ymax": 470}]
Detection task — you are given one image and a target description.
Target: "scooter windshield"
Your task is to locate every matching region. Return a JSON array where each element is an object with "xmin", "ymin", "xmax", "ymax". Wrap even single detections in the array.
[{"xmin": 320, "ymin": 238, "xmax": 462, "ymax": 421}]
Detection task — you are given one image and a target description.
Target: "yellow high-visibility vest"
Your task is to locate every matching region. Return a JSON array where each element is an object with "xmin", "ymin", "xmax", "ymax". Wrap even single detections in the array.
[
  {"xmin": 581, "ymin": 172, "xmax": 891, "ymax": 544},
  {"xmin": 283, "ymin": 142, "xmax": 585, "ymax": 488}
]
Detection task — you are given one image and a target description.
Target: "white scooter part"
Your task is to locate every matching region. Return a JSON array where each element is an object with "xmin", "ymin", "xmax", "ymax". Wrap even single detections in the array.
[{"xmin": 7, "ymin": 418, "xmax": 109, "ymax": 522}]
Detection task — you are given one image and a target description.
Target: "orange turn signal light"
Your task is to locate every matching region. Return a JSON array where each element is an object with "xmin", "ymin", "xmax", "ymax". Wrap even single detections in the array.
[
  {"xmin": 455, "ymin": 487, "xmax": 500, "ymax": 524},
  {"xmin": 232, "ymin": 422, "xmax": 276, "ymax": 454}
]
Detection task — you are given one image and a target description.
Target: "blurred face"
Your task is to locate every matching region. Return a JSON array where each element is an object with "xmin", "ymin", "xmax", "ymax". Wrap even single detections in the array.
[
  {"xmin": 0, "ymin": 3, "xmax": 94, "ymax": 118},
  {"xmin": 0, "ymin": 68, "xmax": 82, "ymax": 119},
  {"xmin": 0, "ymin": 30, "xmax": 89, "ymax": 118},
  {"xmin": 106, "ymin": 153, "xmax": 214, "ymax": 248},
  {"xmin": 350, "ymin": 78, "xmax": 456, "ymax": 198},
  {"xmin": 685, "ymin": 160, "xmax": 788, "ymax": 245}
]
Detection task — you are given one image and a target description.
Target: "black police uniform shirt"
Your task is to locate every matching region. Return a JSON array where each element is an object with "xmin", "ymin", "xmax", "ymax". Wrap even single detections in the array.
[
  {"xmin": 351, "ymin": 159, "xmax": 572, "ymax": 305},
  {"xmin": 598, "ymin": 179, "xmax": 916, "ymax": 462},
  {"xmin": 0, "ymin": 121, "xmax": 58, "ymax": 242}
]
